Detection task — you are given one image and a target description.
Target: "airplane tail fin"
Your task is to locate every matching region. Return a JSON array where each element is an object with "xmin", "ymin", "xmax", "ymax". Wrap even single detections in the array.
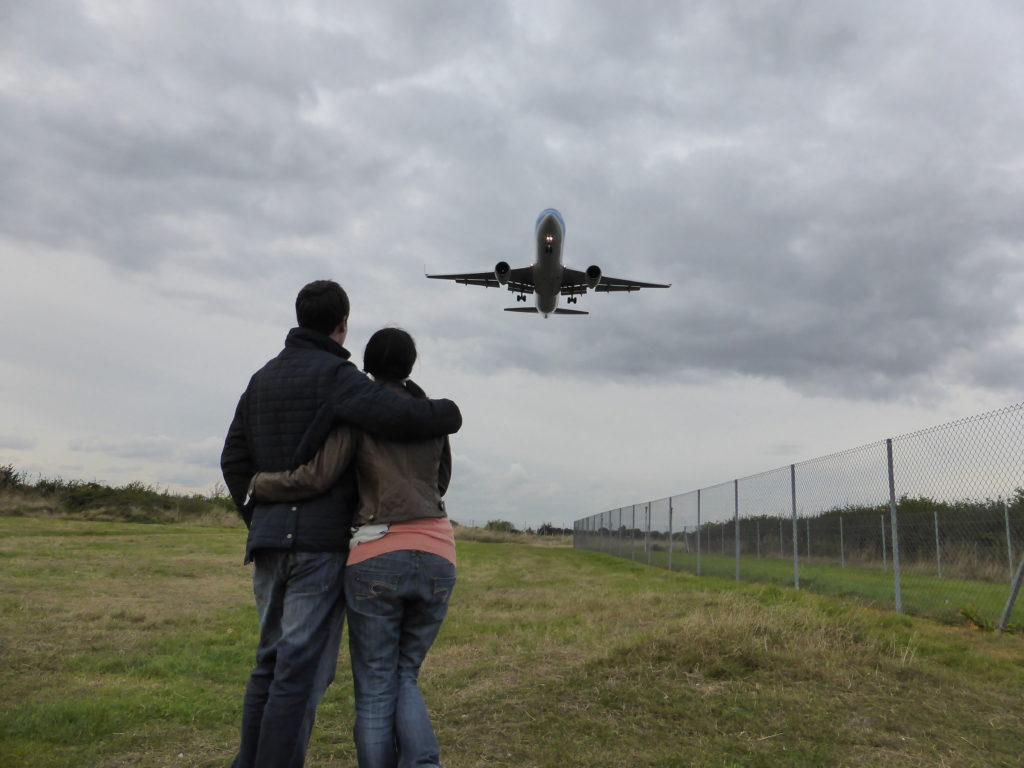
[{"xmin": 503, "ymin": 307, "xmax": 589, "ymax": 315}]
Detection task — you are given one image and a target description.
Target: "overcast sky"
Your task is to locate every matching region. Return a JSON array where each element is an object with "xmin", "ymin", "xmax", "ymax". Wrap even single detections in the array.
[{"xmin": 2, "ymin": 1, "xmax": 1022, "ymax": 529}]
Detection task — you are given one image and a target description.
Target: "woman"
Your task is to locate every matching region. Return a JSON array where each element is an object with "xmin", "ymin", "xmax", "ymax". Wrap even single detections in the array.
[{"xmin": 249, "ymin": 327, "xmax": 455, "ymax": 768}]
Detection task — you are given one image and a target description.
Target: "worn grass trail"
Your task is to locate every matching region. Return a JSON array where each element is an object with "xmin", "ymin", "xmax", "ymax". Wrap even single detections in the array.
[{"xmin": 1, "ymin": 517, "xmax": 1023, "ymax": 767}]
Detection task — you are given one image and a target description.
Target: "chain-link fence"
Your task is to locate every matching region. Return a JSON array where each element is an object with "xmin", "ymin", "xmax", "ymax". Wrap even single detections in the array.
[{"xmin": 574, "ymin": 403, "xmax": 1024, "ymax": 629}]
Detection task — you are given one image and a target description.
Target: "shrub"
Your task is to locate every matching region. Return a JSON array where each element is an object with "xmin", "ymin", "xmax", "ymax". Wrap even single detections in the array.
[
  {"xmin": 0, "ymin": 464, "xmax": 25, "ymax": 489},
  {"xmin": 0, "ymin": 464, "xmax": 243, "ymax": 526},
  {"xmin": 484, "ymin": 519, "xmax": 519, "ymax": 534}
]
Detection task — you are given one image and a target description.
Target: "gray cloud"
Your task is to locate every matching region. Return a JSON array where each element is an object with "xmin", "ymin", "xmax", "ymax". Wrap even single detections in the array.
[
  {"xmin": 0, "ymin": 434, "xmax": 36, "ymax": 450},
  {"xmin": 66, "ymin": 433, "xmax": 223, "ymax": 468},
  {"xmin": 5, "ymin": 1, "xmax": 1015, "ymax": 403},
  {"xmin": 2, "ymin": 1, "xmax": 1023, "ymax": 519},
  {"xmin": 69, "ymin": 434, "xmax": 177, "ymax": 461},
  {"xmin": 177, "ymin": 437, "xmax": 224, "ymax": 468},
  {"xmin": 405, "ymin": 1, "xmax": 1024, "ymax": 400},
  {"xmin": 163, "ymin": 466, "xmax": 222, "ymax": 490}
]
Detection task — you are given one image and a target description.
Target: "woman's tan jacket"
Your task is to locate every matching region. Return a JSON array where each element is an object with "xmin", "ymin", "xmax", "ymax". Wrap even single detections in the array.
[{"xmin": 249, "ymin": 380, "xmax": 451, "ymax": 527}]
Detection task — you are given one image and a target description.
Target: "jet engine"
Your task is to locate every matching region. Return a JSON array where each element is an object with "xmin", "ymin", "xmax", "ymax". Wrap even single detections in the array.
[
  {"xmin": 585, "ymin": 265, "xmax": 602, "ymax": 290},
  {"xmin": 495, "ymin": 261, "xmax": 511, "ymax": 285}
]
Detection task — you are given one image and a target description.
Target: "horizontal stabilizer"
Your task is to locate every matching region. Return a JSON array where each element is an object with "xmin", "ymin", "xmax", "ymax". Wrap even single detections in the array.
[{"xmin": 503, "ymin": 307, "xmax": 589, "ymax": 315}]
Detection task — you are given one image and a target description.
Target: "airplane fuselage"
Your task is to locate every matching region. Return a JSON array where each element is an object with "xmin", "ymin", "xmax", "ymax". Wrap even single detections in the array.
[
  {"xmin": 425, "ymin": 207, "xmax": 669, "ymax": 315},
  {"xmin": 532, "ymin": 208, "xmax": 565, "ymax": 317}
]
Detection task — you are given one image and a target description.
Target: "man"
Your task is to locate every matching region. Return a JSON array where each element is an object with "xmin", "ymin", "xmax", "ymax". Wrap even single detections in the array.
[{"xmin": 220, "ymin": 280, "xmax": 461, "ymax": 768}]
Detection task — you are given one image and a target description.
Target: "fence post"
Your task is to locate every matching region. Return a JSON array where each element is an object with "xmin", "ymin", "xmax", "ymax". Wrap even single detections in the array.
[
  {"xmin": 612, "ymin": 509, "xmax": 618, "ymax": 557},
  {"xmin": 756, "ymin": 520, "xmax": 761, "ymax": 558},
  {"xmin": 881, "ymin": 514, "xmax": 887, "ymax": 571},
  {"xmin": 621, "ymin": 508, "xmax": 626, "ymax": 558},
  {"xmin": 697, "ymin": 489, "xmax": 702, "ymax": 577},
  {"xmin": 631, "ymin": 505, "xmax": 636, "ymax": 561},
  {"xmin": 887, "ymin": 438, "xmax": 903, "ymax": 614},
  {"xmin": 734, "ymin": 479, "xmax": 740, "ymax": 582},
  {"xmin": 1006, "ymin": 501, "xmax": 1014, "ymax": 583},
  {"xmin": 779, "ymin": 518, "xmax": 784, "ymax": 559},
  {"xmin": 791, "ymin": 464, "xmax": 799, "ymax": 589},
  {"xmin": 668, "ymin": 498, "xmax": 674, "ymax": 571},
  {"xmin": 646, "ymin": 503, "xmax": 652, "ymax": 566},
  {"xmin": 840, "ymin": 516, "xmax": 845, "ymax": 568},
  {"xmin": 934, "ymin": 509, "xmax": 942, "ymax": 579},
  {"xmin": 806, "ymin": 518, "xmax": 811, "ymax": 561},
  {"xmin": 998, "ymin": 556, "xmax": 1024, "ymax": 632}
]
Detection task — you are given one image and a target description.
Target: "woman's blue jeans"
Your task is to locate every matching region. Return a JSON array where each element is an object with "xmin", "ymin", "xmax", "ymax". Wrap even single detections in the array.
[{"xmin": 345, "ymin": 550, "xmax": 456, "ymax": 768}]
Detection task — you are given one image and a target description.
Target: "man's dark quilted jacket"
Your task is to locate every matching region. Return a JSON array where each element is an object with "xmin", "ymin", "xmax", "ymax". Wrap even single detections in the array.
[{"xmin": 220, "ymin": 327, "xmax": 461, "ymax": 561}]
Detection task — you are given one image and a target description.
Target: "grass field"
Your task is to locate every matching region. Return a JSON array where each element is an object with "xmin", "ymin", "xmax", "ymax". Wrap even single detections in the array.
[
  {"xmin": 596, "ymin": 544, "xmax": 1022, "ymax": 627},
  {"xmin": 2, "ymin": 517, "xmax": 1023, "ymax": 767}
]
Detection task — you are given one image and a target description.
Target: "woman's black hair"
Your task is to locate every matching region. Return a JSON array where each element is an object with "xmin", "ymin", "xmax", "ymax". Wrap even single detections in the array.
[{"xmin": 363, "ymin": 327, "xmax": 417, "ymax": 384}]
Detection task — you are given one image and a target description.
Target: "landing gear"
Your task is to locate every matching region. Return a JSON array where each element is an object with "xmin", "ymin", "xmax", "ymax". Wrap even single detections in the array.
[
  {"xmin": 516, "ymin": 294, "xmax": 527, "ymax": 302},
  {"xmin": 567, "ymin": 296, "xmax": 578, "ymax": 305}
]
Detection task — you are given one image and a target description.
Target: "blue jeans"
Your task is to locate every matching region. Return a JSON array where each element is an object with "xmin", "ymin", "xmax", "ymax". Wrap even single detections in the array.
[
  {"xmin": 345, "ymin": 550, "xmax": 456, "ymax": 768},
  {"xmin": 230, "ymin": 550, "xmax": 346, "ymax": 768}
]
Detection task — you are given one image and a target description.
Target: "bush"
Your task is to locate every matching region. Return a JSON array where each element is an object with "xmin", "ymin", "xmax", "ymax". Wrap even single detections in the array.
[
  {"xmin": 0, "ymin": 464, "xmax": 242, "ymax": 526},
  {"xmin": 0, "ymin": 464, "xmax": 25, "ymax": 489},
  {"xmin": 484, "ymin": 519, "xmax": 519, "ymax": 534},
  {"xmin": 537, "ymin": 522, "xmax": 572, "ymax": 536}
]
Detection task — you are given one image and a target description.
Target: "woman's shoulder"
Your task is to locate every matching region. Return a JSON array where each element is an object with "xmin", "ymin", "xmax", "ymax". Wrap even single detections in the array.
[
  {"xmin": 379, "ymin": 379, "xmax": 413, "ymax": 397},
  {"xmin": 375, "ymin": 378, "xmax": 430, "ymax": 399}
]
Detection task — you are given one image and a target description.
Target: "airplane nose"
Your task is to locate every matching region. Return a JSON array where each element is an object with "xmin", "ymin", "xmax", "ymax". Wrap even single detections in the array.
[
  {"xmin": 538, "ymin": 216, "xmax": 560, "ymax": 240},
  {"xmin": 535, "ymin": 208, "xmax": 565, "ymax": 237}
]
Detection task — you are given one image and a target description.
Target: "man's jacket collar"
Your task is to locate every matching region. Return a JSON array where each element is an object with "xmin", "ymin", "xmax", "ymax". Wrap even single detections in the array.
[{"xmin": 284, "ymin": 327, "xmax": 352, "ymax": 360}]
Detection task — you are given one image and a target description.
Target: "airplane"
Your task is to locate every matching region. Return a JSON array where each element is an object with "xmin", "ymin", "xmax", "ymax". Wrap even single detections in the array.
[{"xmin": 426, "ymin": 208, "xmax": 670, "ymax": 317}]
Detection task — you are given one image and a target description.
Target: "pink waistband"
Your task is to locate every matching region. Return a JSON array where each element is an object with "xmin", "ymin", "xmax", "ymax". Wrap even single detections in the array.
[{"xmin": 347, "ymin": 516, "xmax": 456, "ymax": 566}]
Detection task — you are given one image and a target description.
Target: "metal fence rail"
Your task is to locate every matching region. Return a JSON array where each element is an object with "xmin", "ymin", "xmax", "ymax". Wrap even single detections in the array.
[{"xmin": 574, "ymin": 403, "xmax": 1024, "ymax": 630}]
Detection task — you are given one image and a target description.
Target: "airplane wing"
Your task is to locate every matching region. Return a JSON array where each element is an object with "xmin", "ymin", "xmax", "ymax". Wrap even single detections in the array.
[
  {"xmin": 560, "ymin": 267, "xmax": 671, "ymax": 296},
  {"xmin": 426, "ymin": 267, "xmax": 535, "ymax": 294}
]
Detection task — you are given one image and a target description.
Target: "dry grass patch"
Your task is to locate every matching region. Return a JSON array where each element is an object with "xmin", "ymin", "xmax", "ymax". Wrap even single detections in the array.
[
  {"xmin": 3, "ymin": 519, "xmax": 1023, "ymax": 768},
  {"xmin": 1, "ymin": 523, "xmax": 249, "ymax": 663}
]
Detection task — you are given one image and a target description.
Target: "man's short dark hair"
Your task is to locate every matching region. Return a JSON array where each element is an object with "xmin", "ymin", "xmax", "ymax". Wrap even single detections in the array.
[{"xmin": 295, "ymin": 280, "xmax": 350, "ymax": 335}]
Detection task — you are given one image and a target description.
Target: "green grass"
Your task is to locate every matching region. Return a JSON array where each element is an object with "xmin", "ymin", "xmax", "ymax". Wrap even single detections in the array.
[
  {"xmin": 2, "ymin": 517, "xmax": 1023, "ymax": 767},
  {"xmin": 606, "ymin": 543, "xmax": 1020, "ymax": 627}
]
